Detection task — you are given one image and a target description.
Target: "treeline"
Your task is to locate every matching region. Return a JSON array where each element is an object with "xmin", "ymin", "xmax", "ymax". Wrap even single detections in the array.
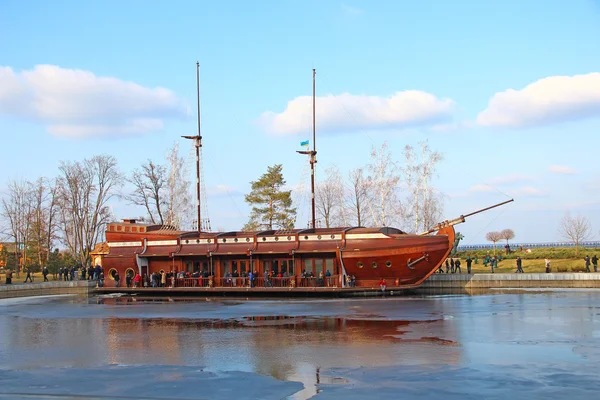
[
  {"xmin": 0, "ymin": 144, "xmax": 192, "ymax": 272},
  {"xmin": 313, "ymin": 141, "xmax": 443, "ymax": 232},
  {"xmin": 243, "ymin": 140, "xmax": 445, "ymax": 232}
]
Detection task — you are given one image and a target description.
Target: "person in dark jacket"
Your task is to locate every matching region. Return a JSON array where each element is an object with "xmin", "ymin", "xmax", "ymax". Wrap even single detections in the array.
[{"xmin": 24, "ymin": 268, "xmax": 33, "ymax": 283}]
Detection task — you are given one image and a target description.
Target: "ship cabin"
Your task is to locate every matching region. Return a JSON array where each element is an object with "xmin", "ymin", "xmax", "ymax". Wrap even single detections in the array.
[{"xmin": 98, "ymin": 219, "xmax": 348, "ymax": 287}]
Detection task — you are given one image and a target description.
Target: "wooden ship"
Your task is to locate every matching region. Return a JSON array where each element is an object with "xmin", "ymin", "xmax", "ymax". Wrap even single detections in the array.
[{"xmin": 95, "ymin": 66, "xmax": 512, "ymax": 292}]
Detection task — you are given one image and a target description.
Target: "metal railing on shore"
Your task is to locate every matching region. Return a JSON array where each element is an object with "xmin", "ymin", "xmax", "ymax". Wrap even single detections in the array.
[{"xmin": 458, "ymin": 241, "xmax": 600, "ymax": 251}]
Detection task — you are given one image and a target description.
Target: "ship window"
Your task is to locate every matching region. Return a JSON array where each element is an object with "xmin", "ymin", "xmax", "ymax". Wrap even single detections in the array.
[
  {"xmin": 108, "ymin": 268, "xmax": 117, "ymax": 280},
  {"xmin": 234, "ymin": 238, "xmax": 238, "ymax": 242},
  {"xmin": 246, "ymin": 238, "xmax": 250, "ymax": 242},
  {"xmin": 185, "ymin": 240, "xmax": 189, "ymax": 244},
  {"xmin": 357, "ymin": 262, "xmax": 364, "ymax": 268},
  {"xmin": 132, "ymin": 227, "xmax": 137, "ymax": 232},
  {"xmin": 117, "ymin": 226, "xmax": 122, "ymax": 231},
  {"xmin": 262, "ymin": 237, "xmax": 266, "ymax": 241},
  {"xmin": 372, "ymin": 261, "xmax": 378, "ymax": 268},
  {"xmin": 125, "ymin": 268, "xmax": 135, "ymax": 278},
  {"xmin": 125, "ymin": 227, "xmax": 130, "ymax": 232},
  {"xmin": 108, "ymin": 225, "xmax": 115, "ymax": 231},
  {"xmin": 317, "ymin": 235, "xmax": 322, "ymax": 239},
  {"xmin": 159, "ymin": 269, "xmax": 165, "ymax": 274},
  {"xmin": 304, "ymin": 236, "xmax": 309, "ymax": 240},
  {"xmin": 275, "ymin": 237, "xmax": 279, "ymax": 241},
  {"xmin": 287, "ymin": 236, "xmax": 292, "ymax": 241},
  {"xmin": 222, "ymin": 238, "xmax": 227, "ymax": 243},
  {"xmin": 196, "ymin": 239, "xmax": 200, "ymax": 244},
  {"xmin": 139, "ymin": 227, "xmax": 145, "ymax": 233},
  {"xmin": 330, "ymin": 234, "xmax": 335, "ymax": 239},
  {"xmin": 386, "ymin": 261, "xmax": 392, "ymax": 268}
]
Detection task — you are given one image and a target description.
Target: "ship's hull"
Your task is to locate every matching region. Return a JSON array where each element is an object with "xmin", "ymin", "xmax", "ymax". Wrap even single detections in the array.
[{"xmin": 93, "ymin": 222, "xmax": 454, "ymax": 289}]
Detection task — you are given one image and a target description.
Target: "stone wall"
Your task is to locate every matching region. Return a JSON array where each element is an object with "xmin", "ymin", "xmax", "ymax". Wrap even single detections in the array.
[
  {"xmin": 421, "ymin": 273, "xmax": 600, "ymax": 289},
  {"xmin": 0, "ymin": 280, "xmax": 96, "ymax": 299}
]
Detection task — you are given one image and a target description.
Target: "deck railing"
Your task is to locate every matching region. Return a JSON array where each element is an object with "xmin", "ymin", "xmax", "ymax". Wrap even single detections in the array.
[
  {"xmin": 101, "ymin": 274, "xmax": 401, "ymax": 289},
  {"xmin": 160, "ymin": 275, "xmax": 343, "ymax": 288}
]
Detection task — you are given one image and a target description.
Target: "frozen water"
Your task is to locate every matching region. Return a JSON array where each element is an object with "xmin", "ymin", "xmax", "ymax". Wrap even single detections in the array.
[{"xmin": 0, "ymin": 290, "xmax": 599, "ymax": 399}]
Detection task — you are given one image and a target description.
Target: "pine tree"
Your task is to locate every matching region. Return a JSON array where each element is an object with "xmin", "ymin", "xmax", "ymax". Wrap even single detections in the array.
[{"xmin": 243, "ymin": 164, "xmax": 296, "ymax": 230}]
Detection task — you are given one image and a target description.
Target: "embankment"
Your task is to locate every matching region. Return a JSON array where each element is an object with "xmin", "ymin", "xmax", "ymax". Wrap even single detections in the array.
[
  {"xmin": 0, "ymin": 280, "xmax": 95, "ymax": 299},
  {"xmin": 420, "ymin": 273, "xmax": 600, "ymax": 289}
]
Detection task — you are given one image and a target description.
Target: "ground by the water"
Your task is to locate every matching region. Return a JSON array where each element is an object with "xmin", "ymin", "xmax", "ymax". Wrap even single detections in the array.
[{"xmin": 0, "ymin": 290, "xmax": 599, "ymax": 399}]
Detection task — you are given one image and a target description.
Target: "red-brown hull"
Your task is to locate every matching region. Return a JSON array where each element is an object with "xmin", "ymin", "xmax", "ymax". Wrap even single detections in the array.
[{"xmin": 93, "ymin": 222, "xmax": 455, "ymax": 289}]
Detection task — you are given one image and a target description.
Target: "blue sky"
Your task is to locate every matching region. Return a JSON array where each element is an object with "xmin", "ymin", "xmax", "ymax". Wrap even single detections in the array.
[{"xmin": 1, "ymin": 0, "xmax": 599, "ymax": 244}]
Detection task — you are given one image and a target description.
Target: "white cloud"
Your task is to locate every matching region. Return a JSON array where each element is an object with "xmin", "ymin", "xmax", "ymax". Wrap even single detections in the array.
[
  {"xmin": 477, "ymin": 72, "xmax": 600, "ymax": 127},
  {"xmin": 258, "ymin": 91, "xmax": 455, "ymax": 135},
  {"xmin": 468, "ymin": 184, "xmax": 495, "ymax": 193},
  {"xmin": 207, "ymin": 185, "xmax": 241, "ymax": 197},
  {"xmin": 341, "ymin": 3, "xmax": 363, "ymax": 15},
  {"xmin": 0, "ymin": 65, "xmax": 189, "ymax": 138},
  {"xmin": 548, "ymin": 165, "xmax": 577, "ymax": 175},
  {"xmin": 489, "ymin": 174, "xmax": 533, "ymax": 185},
  {"xmin": 508, "ymin": 186, "xmax": 546, "ymax": 197}
]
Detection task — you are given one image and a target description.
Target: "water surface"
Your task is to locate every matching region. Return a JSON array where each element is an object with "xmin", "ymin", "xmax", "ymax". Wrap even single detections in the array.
[{"xmin": 1, "ymin": 290, "xmax": 599, "ymax": 399}]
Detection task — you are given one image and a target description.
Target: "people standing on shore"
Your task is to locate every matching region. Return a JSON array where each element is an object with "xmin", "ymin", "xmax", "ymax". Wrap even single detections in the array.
[
  {"xmin": 592, "ymin": 255, "xmax": 598, "ymax": 273},
  {"xmin": 545, "ymin": 258, "xmax": 551, "ymax": 273},
  {"xmin": 515, "ymin": 256, "xmax": 524, "ymax": 273},
  {"xmin": 454, "ymin": 258, "xmax": 461, "ymax": 274},
  {"xmin": 42, "ymin": 266, "xmax": 49, "ymax": 282},
  {"xmin": 466, "ymin": 256, "xmax": 472, "ymax": 274},
  {"xmin": 5, "ymin": 270, "xmax": 12, "ymax": 284},
  {"xmin": 445, "ymin": 259, "xmax": 450, "ymax": 273},
  {"xmin": 114, "ymin": 271, "xmax": 121, "ymax": 288},
  {"xmin": 450, "ymin": 258, "xmax": 455, "ymax": 273},
  {"xmin": 584, "ymin": 256, "xmax": 591, "ymax": 273},
  {"xmin": 24, "ymin": 268, "xmax": 33, "ymax": 283},
  {"xmin": 490, "ymin": 256, "xmax": 497, "ymax": 273},
  {"xmin": 379, "ymin": 278, "xmax": 386, "ymax": 292}
]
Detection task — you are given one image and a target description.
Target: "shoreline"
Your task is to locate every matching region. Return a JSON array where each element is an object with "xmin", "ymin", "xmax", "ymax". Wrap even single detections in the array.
[{"xmin": 2, "ymin": 273, "xmax": 600, "ymax": 299}]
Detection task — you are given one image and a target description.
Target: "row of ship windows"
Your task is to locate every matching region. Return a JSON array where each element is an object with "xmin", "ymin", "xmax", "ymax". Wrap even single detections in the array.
[
  {"xmin": 109, "ymin": 226, "xmax": 146, "ymax": 233},
  {"xmin": 357, "ymin": 261, "xmax": 393, "ymax": 269},
  {"xmin": 183, "ymin": 234, "xmax": 337, "ymax": 245}
]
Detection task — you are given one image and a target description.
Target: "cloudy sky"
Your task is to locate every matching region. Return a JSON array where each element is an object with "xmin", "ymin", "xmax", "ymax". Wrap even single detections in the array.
[{"xmin": 1, "ymin": 0, "xmax": 599, "ymax": 244}]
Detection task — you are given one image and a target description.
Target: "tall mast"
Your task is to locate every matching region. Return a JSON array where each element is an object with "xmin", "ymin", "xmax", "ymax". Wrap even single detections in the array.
[
  {"xmin": 182, "ymin": 61, "xmax": 203, "ymax": 233},
  {"xmin": 296, "ymin": 68, "xmax": 318, "ymax": 229},
  {"xmin": 310, "ymin": 68, "xmax": 317, "ymax": 229}
]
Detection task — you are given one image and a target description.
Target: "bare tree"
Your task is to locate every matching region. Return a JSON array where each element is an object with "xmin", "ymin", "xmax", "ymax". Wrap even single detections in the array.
[
  {"xmin": 500, "ymin": 229, "xmax": 515, "ymax": 245},
  {"xmin": 1, "ymin": 179, "xmax": 32, "ymax": 274},
  {"xmin": 366, "ymin": 143, "xmax": 401, "ymax": 227},
  {"xmin": 27, "ymin": 177, "xmax": 60, "ymax": 267},
  {"xmin": 57, "ymin": 155, "xmax": 122, "ymax": 265},
  {"xmin": 125, "ymin": 160, "xmax": 167, "ymax": 225},
  {"xmin": 165, "ymin": 142, "xmax": 192, "ymax": 229},
  {"xmin": 345, "ymin": 168, "xmax": 370, "ymax": 227},
  {"xmin": 316, "ymin": 166, "xmax": 344, "ymax": 228},
  {"xmin": 559, "ymin": 214, "xmax": 591, "ymax": 256},
  {"xmin": 402, "ymin": 140, "xmax": 444, "ymax": 233},
  {"xmin": 485, "ymin": 231, "xmax": 503, "ymax": 254}
]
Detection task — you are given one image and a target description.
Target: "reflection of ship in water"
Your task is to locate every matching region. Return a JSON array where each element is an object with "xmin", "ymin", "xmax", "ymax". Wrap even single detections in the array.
[{"xmin": 100, "ymin": 301, "xmax": 462, "ymax": 378}]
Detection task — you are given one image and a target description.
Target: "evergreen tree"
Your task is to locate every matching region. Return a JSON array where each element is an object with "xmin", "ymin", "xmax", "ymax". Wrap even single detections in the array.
[
  {"xmin": 243, "ymin": 164, "xmax": 296, "ymax": 230},
  {"xmin": 46, "ymin": 249, "xmax": 63, "ymax": 275}
]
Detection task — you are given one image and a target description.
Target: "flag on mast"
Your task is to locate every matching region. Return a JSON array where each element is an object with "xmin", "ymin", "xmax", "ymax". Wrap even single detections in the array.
[{"xmin": 300, "ymin": 140, "xmax": 309, "ymax": 147}]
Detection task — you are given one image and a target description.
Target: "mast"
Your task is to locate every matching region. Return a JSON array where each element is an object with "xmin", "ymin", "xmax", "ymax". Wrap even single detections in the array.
[
  {"xmin": 311, "ymin": 68, "xmax": 317, "ymax": 229},
  {"xmin": 297, "ymin": 68, "xmax": 318, "ymax": 229},
  {"xmin": 182, "ymin": 61, "xmax": 203, "ymax": 233}
]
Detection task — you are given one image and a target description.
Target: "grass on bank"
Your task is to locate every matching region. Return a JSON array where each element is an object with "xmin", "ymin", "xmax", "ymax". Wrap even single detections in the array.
[{"xmin": 455, "ymin": 246, "xmax": 598, "ymax": 273}]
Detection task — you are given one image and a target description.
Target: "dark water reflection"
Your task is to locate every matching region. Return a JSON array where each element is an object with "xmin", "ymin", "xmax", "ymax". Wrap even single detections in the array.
[{"xmin": 1, "ymin": 290, "xmax": 600, "ymax": 399}]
